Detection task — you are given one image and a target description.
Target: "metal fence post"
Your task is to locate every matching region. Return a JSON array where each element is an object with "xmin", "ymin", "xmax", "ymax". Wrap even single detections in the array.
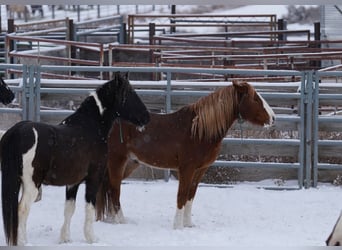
[
  {"xmin": 35, "ymin": 66, "xmax": 41, "ymax": 122},
  {"xmin": 164, "ymin": 70, "xmax": 172, "ymax": 181},
  {"xmin": 27, "ymin": 65, "xmax": 36, "ymax": 121},
  {"xmin": 304, "ymin": 71, "xmax": 314, "ymax": 188},
  {"xmin": 312, "ymin": 71, "xmax": 319, "ymax": 187},
  {"xmin": 298, "ymin": 72, "xmax": 306, "ymax": 188},
  {"xmin": 21, "ymin": 65, "xmax": 28, "ymax": 120}
]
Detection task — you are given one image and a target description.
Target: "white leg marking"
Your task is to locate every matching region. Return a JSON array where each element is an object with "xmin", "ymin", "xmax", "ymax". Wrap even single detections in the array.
[
  {"xmin": 327, "ymin": 211, "xmax": 342, "ymax": 246},
  {"xmin": 60, "ymin": 200, "xmax": 76, "ymax": 243},
  {"xmin": 257, "ymin": 92, "xmax": 275, "ymax": 126},
  {"xmin": 115, "ymin": 207, "xmax": 126, "ymax": 224},
  {"xmin": 18, "ymin": 128, "xmax": 39, "ymax": 246},
  {"xmin": 183, "ymin": 200, "xmax": 194, "ymax": 227},
  {"xmin": 104, "ymin": 207, "xmax": 126, "ymax": 224},
  {"xmin": 173, "ymin": 207, "xmax": 184, "ymax": 229},
  {"xmin": 84, "ymin": 202, "xmax": 97, "ymax": 243},
  {"xmin": 90, "ymin": 91, "xmax": 105, "ymax": 115}
]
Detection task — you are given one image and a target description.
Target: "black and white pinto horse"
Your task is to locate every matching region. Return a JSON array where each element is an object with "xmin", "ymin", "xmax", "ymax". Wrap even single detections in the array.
[
  {"xmin": 0, "ymin": 72, "xmax": 150, "ymax": 245},
  {"xmin": 0, "ymin": 77, "xmax": 15, "ymax": 105}
]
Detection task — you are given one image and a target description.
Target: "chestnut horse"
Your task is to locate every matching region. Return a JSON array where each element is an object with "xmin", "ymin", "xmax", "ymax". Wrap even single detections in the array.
[
  {"xmin": 0, "ymin": 73, "xmax": 150, "ymax": 245},
  {"xmin": 96, "ymin": 80, "xmax": 275, "ymax": 229}
]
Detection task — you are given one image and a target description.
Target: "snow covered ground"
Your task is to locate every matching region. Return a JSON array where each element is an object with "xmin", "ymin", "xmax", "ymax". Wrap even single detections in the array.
[
  {"xmin": 0, "ymin": 4, "xmax": 329, "ymax": 247},
  {"xmin": 0, "ymin": 179, "xmax": 341, "ymax": 246}
]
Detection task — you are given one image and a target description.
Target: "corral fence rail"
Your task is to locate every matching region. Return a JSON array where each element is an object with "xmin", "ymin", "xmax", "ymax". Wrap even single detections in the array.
[
  {"xmin": 127, "ymin": 14, "xmax": 277, "ymax": 44},
  {"xmin": 0, "ymin": 64, "xmax": 341, "ymax": 189}
]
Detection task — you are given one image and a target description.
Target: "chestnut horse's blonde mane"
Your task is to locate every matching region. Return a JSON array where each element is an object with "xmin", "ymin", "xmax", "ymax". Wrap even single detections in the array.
[{"xmin": 190, "ymin": 85, "xmax": 238, "ymax": 141}]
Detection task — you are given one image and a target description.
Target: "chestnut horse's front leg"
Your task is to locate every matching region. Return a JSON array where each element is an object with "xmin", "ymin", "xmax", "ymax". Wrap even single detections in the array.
[{"xmin": 173, "ymin": 166, "xmax": 195, "ymax": 229}]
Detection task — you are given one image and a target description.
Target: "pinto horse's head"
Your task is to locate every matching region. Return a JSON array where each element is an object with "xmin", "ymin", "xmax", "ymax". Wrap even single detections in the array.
[
  {"xmin": 96, "ymin": 72, "xmax": 150, "ymax": 127},
  {"xmin": 233, "ymin": 80, "xmax": 275, "ymax": 127}
]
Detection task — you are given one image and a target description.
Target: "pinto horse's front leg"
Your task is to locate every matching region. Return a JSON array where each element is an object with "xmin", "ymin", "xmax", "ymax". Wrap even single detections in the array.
[
  {"xmin": 83, "ymin": 172, "xmax": 102, "ymax": 244},
  {"xmin": 84, "ymin": 202, "xmax": 97, "ymax": 243},
  {"xmin": 60, "ymin": 184, "xmax": 79, "ymax": 243}
]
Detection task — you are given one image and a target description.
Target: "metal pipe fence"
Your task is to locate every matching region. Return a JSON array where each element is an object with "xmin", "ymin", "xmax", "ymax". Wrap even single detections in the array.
[{"xmin": 1, "ymin": 64, "xmax": 341, "ymax": 188}]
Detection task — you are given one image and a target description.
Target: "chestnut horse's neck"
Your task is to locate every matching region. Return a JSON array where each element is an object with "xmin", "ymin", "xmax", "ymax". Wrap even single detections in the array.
[{"xmin": 190, "ymin": 85, "xmax": 239, "ymax": 141}]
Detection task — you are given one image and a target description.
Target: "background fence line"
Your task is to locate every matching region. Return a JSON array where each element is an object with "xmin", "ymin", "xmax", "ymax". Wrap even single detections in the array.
[{"xmin": 1, "ymin": 64, "xmax": 341, "ymax": 188}]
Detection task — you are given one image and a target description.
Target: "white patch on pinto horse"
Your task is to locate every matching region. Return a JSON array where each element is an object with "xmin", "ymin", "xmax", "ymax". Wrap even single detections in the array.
[
  {"xmin": 18, "ymin": 128, "xmax": 39, "ymax": 245},
  {"xmin": 84, "ymin": 202, "xmax": 97, "ymax": 243},
  {"xmin": 257, "ymin": 92, "xmax": 275, "ymax": 126},
  {"xmin": 60, "ymin": 199, "xmax": 76, "ymax": 243},
  {"xmin": 90, "ymin": 91, "xmax": 105, "ymax": 115}
]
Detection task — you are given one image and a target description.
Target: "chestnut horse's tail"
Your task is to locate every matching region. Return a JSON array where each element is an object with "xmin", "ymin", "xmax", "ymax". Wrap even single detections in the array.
[
  {"xmin": 1, "ymin": 130, "xmax": 22, "ymax": 245},
  {"xmin": 96, "ymin": 168, "xmax": 112, "ymax": 221}
]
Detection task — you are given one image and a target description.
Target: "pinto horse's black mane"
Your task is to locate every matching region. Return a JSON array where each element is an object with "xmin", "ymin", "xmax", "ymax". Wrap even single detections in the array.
[{"xmin": 60, "ymin": 73, "xmax": 136, "ymax": 138}]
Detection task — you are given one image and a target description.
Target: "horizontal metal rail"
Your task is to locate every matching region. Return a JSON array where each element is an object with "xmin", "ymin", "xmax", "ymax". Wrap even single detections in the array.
[{"xmin": 0, "ymin": 64, "xmax": 309, "ymax": 189}]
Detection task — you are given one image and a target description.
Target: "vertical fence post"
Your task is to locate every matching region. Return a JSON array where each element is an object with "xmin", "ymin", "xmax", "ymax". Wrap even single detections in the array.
[
  {"xmin": 21, "ymin": 65, "xmax": 28, "ymax": 120},
  {"xmin": 304, "ymin": 71, "xmax": 314, "ymax": 188},
  {"xmin": 312, "ymin": 71, "xmax": 319, "ymax": 187},
  {"xmin": 149, "ymin": 23, "xmax": 156, "ymax": 45},
  {"xmin": 7, "ymin": 19, "xmax": 15, "ymax": 71},
  {"xmin": 298, "ymin": 73, "xmax": 306, "ymax": 188},
  {"xmin": 277, "ymin": 19, "xmax": 287, "ymax": 41},
  {"xmin": 35, "ymin": 65, "xmax": 41, "ymax": 122},
  {"xmin": 27, "ymin": 65, "xmax": 36, "ymax": 121},
  {"xmin": 164, "ymin": 71, "xmax": 172, "ymax": 181},
  {"xmin": 120, "ymin": 22, "xmax": 127, "ymax": 44}
]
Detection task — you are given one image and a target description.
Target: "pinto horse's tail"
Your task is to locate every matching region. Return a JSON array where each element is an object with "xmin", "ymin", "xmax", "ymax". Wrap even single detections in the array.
[
  {"xmin": 1, "ymin": 129, "xmax": 22, "ymax": 245},
  {"xmin": 96, "ymin": 168, "xmax": 112, "ymax": 221}
]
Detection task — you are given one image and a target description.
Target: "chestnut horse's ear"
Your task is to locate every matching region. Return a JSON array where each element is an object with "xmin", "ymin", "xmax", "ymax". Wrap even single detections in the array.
[{"xmin": 232, "ymin": 80, "xmax": 249, "ymax": 94}]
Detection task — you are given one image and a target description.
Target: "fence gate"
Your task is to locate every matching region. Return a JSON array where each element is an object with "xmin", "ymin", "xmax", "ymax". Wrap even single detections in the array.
[{"xmin": 312, "ymin": 70, "xmax": 342, "ymax": 187}]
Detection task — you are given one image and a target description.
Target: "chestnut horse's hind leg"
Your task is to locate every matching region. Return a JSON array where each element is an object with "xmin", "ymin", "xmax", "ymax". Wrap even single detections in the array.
[
  {"xmin": 105, "ymin": 155, "xmax": 133, "ymax": 224},
  {"xmin": 60, "ymin": 184, "xmax": 80, "ymax": 243}
]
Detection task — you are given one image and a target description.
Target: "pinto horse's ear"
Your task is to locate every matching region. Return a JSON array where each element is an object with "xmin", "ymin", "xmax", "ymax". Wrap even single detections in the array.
[
  {"xmin": 123, "ymin": 72, "xmax": 129, "ymax": 79},
  {"xmin": 232, "ymin": 80, "xmax": 249, "ymax": 94}
]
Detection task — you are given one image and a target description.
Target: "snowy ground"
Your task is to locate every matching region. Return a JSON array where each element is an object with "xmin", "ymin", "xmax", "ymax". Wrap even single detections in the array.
[
  {"xmin": 0, "ymin": 4, "xmax": 328, "ymax": 247},
  {"xmin": 0, "ymin": 179, "xmax": 341, "ymax": 246}
]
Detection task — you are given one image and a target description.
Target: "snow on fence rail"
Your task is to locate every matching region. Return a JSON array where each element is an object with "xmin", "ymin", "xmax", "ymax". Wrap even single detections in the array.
[{"xmin": 1, "ymin": 64, "xmax": 342, "ymax": 188}]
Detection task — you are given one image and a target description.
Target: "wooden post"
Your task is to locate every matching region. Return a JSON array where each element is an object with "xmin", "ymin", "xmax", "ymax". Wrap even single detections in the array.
[
  {"xmin": 149, "ymin": 23, "xmax": 156, "ymax": 80},
  {"xmin": 7, "ymin": 19, "xmax": 15, "ymax": 75},
  {"xmin": 170, "ymin": 5, "xmax": 176, "ymax": 33},
  {"xmin": 67, "ymin": 19, "xmax": 76, "ymax": 76},
  {"xmin": 277, "ymin": 19, "xmax": 287, "ymax": 41},
  {"xmin": 149, "ymin": 22, "xmax": 156, "ymax": 45},
  {"xmin": 314, "ymin": 22, "xmax": 321, "ymax": 69},
  {"xmin": 121, "ymin": 22, "xmax": 127, "ymax": 44}
]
